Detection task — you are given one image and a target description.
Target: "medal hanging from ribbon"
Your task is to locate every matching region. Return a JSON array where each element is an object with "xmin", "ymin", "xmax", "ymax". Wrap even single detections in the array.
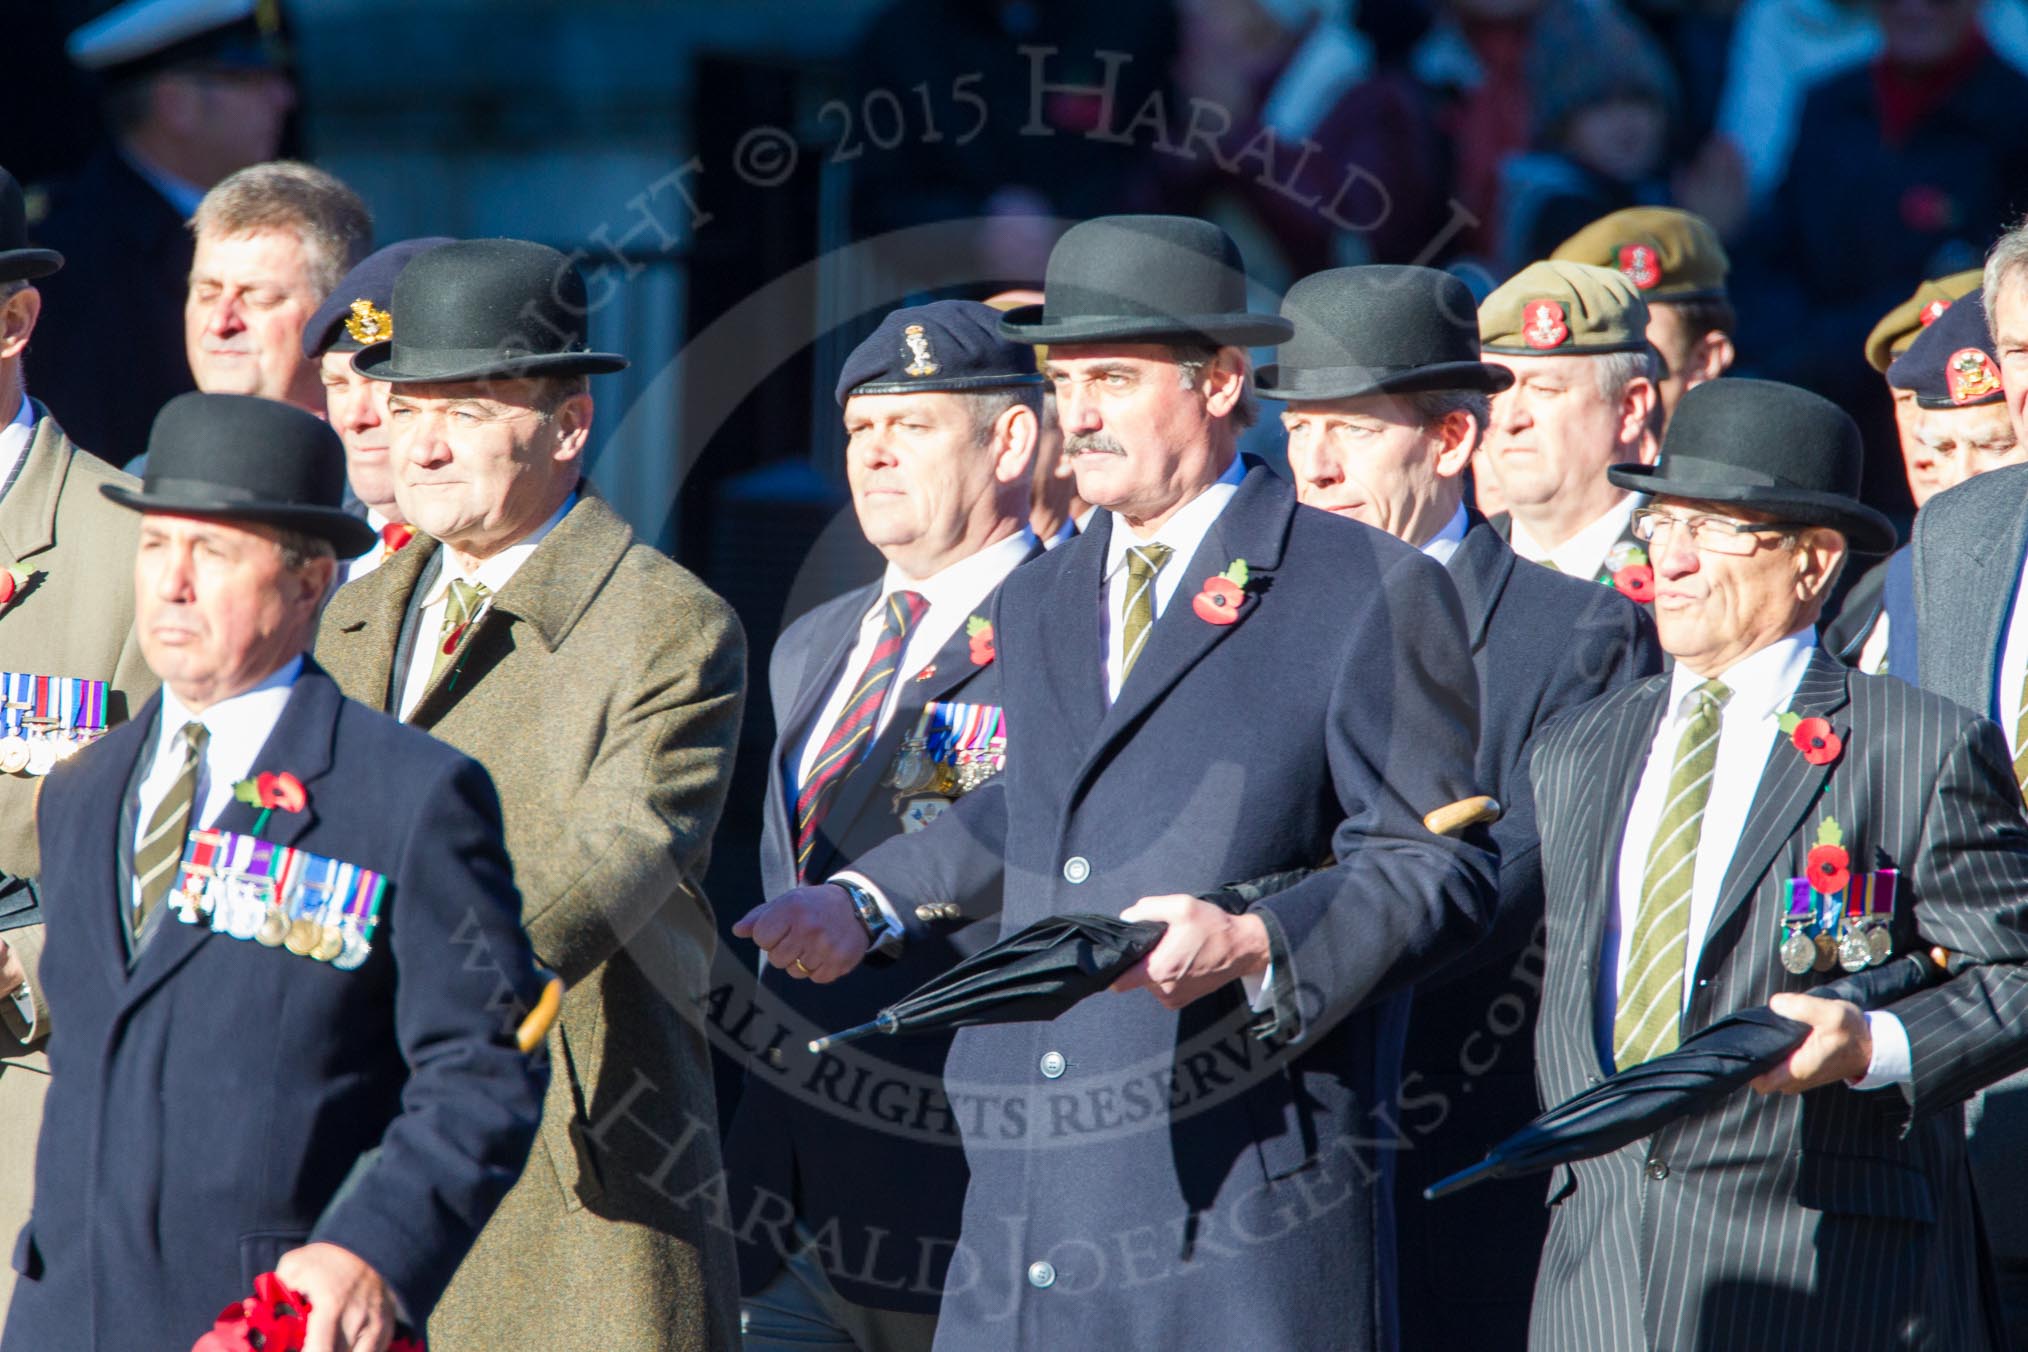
[
  {"xmin": 170, "ymin": 828, "xmax": 390, "ymax": 970},
  {"xmin": 0, "ymin": 671, "xmax": 111, "ymax": 776}
]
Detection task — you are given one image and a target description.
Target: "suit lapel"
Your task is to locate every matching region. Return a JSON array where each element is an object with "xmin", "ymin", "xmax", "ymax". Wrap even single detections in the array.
[
  {"xmin": 0, "ymin": 415, "xmax": 69, "ymax": 564},
  {"xmin": 1034, "ymin": 512, "xmax": 1111, "ymax": 752},
  {"xmin": 1692, "ymin": 649, "xmax": 1852, "ymax": 984},
  {"xmin": 1577, "ymin": 678, "xmax": 1671, "ymax": 1008},
  {"xmin": 120, "ymin": 668, "xmax": 343, "ymax": 1007},
  {"xmin": 777, "ymin": 582, "xmax": 880, "ymax": 779},
  {"xmin": 1974, "ymin": 494, "xmax": 2028, "ymax": 716},
  {"xmin": 1084, "ymin": 469, "xmax": 1292, "ymax": 760},
  {"xmin": 1443, "ymin": 516, "xmax": 1512, "ymax": 653},
  {"xmin": 96, "ymin": 696, "xmax": 160, "ymax": 989}
]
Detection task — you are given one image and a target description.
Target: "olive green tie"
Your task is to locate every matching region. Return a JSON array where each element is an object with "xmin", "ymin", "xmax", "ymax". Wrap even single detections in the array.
[
  {"xmin": 1614, "ymin": 679, "xmax": 1731, "ymax": 1067},
  {"xmin": 134, "ymin": 721, "xmax": 208, "ymax": 938},
  {"xmin": 431, "ymin": 578, "xmax": 491, "ymax": 687},
  {"xmin": 2012, "ymin": 690, "xmax": 2028, "ymax": 802},
  {"xmin": 1120, "ymin": 543, "xmax": 1173, "ymax": 683}
]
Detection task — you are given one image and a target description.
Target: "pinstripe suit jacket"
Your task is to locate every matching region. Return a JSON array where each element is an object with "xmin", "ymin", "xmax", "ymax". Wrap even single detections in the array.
[{"xmin": 1529, "ymin": 644, "xmax": 2028, "ymax": 1351}]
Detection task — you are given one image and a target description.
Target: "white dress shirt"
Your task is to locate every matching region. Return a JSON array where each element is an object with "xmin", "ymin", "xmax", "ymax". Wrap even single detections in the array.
[
  {"xmin": 1508, "ymin": 493, "xmax": 1637, "ymax": 580},
  {"xmin": 795, "ymin": 531, "xmax": 1033, "ymax": 790},
  {"xmin": 1417, "ymin": 502, "xmax": 1470, "ymax": 565},
  {"xmin": 397, "ymin": 495, "xmax": 573, "ymax": 721},
  {"xmin": 131, "ymin": 658, "xmax": 303, "ymax": 917},
  {"xmin": 1997, "ymin": 572, "xmax": 2028, "ymax": 754},
  {"xmin": 1100, "ymin": 456, "xmax": 1247, "ymax": 702},
  {"xmin": 0, "ymin": 392, "xmax": 34, "ymax": 498},
  {"xmin": 1602, "ymin": 628, "xmax": 1909, "ymax": 1087}
]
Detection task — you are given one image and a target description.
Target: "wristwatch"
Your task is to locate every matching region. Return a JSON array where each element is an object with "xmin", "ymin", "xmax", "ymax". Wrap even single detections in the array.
[{"xmin": 833, "ymin": 877, "xmax": 896, "ymax": 951}]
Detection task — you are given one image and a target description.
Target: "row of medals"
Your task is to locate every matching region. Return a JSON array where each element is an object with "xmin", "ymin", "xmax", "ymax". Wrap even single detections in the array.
[
  {"xmin": 0, "ymin": 725, "xmax": 95, "ymax": 776},
  {"xmin": 172, "ymin": 872, "xmax": 372, "ymax": 969},
  {"xmin": 1780, "ymin": 914, "xmax": 1892, "ymax": 976},
  {"xmin": 886, "ymin": 735, "xmax": 1002, "ymax": 801}
]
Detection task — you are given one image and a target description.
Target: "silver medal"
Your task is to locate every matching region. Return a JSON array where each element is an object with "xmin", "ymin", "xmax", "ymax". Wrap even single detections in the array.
[
  {"xmin": 1837, "ymin": 929, "xmax": 1871, "ymax": 973},
  {"xmin": 1779, "ymin": 930, "xmax": 1816, "ymax": 975},
  {"xmin": 1865, "ymin": 925, "xmax": 1893, "ymax": 965}
]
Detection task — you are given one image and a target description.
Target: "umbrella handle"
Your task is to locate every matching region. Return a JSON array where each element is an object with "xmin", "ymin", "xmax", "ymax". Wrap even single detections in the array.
[
  {"xmin": 808, "ymin": 1010, "xmax": 901, "ymax": 1054},
  {"xmin": 517, "ymin": 974, "xmax": 564, "ymax": 1054},
  {"xmin": 1423, "ymin": 1157, "xmax": 1504, "ymax": 1201},
  {"xmin": 1423, "ymin": 795, "xmax": 1501, "ymax": 837}
]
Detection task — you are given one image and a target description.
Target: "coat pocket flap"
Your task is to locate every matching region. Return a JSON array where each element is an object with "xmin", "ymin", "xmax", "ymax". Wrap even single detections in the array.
[{"xmin": 1793, "ymin": 1150, "xmax": 1935, "ymax": 1224}]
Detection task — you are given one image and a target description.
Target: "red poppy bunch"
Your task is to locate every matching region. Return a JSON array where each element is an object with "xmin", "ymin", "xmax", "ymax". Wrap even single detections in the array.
[
  {"xmin": 966, "ymin": 616, "xmax": 996, "ymax": 666},
  {"xmin": 191, "ymin": 1272, "xmax": 427, "ymax": 1352}
]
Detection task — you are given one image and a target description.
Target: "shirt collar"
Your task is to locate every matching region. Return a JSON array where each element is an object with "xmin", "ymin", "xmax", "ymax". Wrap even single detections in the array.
[
  {"xmin": 873, "ymin": 531, "xmax": 1032, "ymax": 625},
  {"xmin": 424, "ymin": 492, "xmax": 576, "ymax": 607},
  {"xmin": 1418, "ymin": 501, "xmax": 1470, "ymax": 563},
  {"xmin": 1510, "ymin": 493, "xmax": 1637, "ymax": 576},
  {"xmin": 156, "ymin": 655, "xmax": 304, "ymax": 755},
  {"xmin": 1666, "ymin": 626, "xmax": 1819, "ymax": 724},
  {"xmin": 0, "ymin": 392, "xmax": 33, "ymax": 495},
  {"xmin": 1103, "ymin": 455, "xmax": 1247, "ymax": 581}
]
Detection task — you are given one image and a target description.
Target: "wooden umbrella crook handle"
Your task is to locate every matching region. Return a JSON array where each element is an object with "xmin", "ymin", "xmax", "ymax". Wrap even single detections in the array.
[
  {"xmin": 517, "ymin": 974, "xmax": 564, "ymax": 1054},
  {"xmin": 1422, "ymin": 795, "xmax": 1503, "ymax": 838}
]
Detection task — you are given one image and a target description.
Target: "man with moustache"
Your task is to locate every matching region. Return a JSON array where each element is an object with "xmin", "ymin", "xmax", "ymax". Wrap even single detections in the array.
[
  {"xmin": 300, "ymin": 236, "xmax": 453, "ymax": 582},
  {"xmin": 1476, "ymin": 260, "xmax": 1662, "ymax": 605},
  {"xmin": 734, "ymin": 216, "xmax": 1497, "ymax": 1352},
  {"xmin": 316, "ymin": 239, "xmax": 748, "ymax": 1351},
  {"xmin": 729, "ymin": 299, "xmax": 1043, "ymax": 1352},
  {"xmin": 1529, "ymin": 378, "xmax": 2028, "ymax": 1350},
  {"xmin": 1259, "ymin": 264, "xmax": 1661, "ymax": 1351},
  {"xmin": 183, "ymin": 160, "xmax": 371, "ymax": 419}
]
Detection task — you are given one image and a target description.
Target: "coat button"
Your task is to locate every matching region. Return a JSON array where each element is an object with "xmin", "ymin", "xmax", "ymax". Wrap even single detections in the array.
[
  {"xmin": 1040, "ymin": 1051, "xmax": 1066, "ymax": 1079},
  {"xmin": 1027, "ymin": 1260, "xmax": 1056, "ymax": 1289},
  {"xmin": 1645, "ymin": 1158, "xmax": 1669, "ymax": 1181},
  {"xmin": 1063, "ymin": 857, "xmax": 1090, "ymax": 884},
  {"xmin": 766, "ymin": 1046, "xmax": 785, "ymax": 1068}
]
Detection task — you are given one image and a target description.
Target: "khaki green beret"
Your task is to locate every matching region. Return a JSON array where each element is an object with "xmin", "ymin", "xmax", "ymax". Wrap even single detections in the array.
[
  {"xmin": 1480, "ymin": 260, "xmax": 1650, "ymax": 356},
  {"xmin": 1550, "ymin": 207, "xmax": 1729, "ymax": 301},
  {"xmin": 1863, "ymin": 269, "xmax": 1984, "ymax": 374}
]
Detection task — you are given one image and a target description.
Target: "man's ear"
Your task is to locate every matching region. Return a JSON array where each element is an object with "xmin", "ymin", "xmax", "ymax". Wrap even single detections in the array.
[
  {"xmin": 547, "ymin": 393, "xmax": 595, "ymax": 464},
  {"xmin": 0, "ymin": 285, "xmax": 42, "ymax": 362},
  {"xmin": 1797, "ymin": 528, "xmax": 1846, "ymax": 603},
  {"xmin": 1691, "ymin": 332, "xmax": 1736, "ymax": 385},
  {"xmin": 1200, "ymin": 348, "xmax": 1249, "ymax": 419},
  {"xmin": 992, "ymin": 403, "xmax": 1038, "ymax": 487},
  {"xmin": 1618, "ymin": 377, "xmax": 1659, "ymax": 453},
  {"xmin": 1432, "ymin": 410, "xmax": 1480, "ymax": 481}
]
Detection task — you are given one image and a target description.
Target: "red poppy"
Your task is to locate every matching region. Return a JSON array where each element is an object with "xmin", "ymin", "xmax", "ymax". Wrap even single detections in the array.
[
  {"xmin": 967, "ymin": 621, "xmax": 996, "ymax": 666},
  {"xmin": 1789, "ymin": 716, "xmax": 1842, "ymax": 766},
  {"xmin": 1806, "ymin": 842, "xmax": 1851, "ymax": 896},
  {"xmin": 1193, "ymin": 576, "xmax": 1244, "ymax": 625},
  {"xmin": 1612, "ymin": 563, "xmax": 1655, "ymax": 604},
  {"xmin": 249, "ymin": 772, "xmax": 310, "ymax": 813},
  {"xmin": 0, "ymin": 567, "xmax": 19, "ymax": 607},
  {"xmin": 380, "ymin": 522, "xmax": 417, "ymax": 554}
]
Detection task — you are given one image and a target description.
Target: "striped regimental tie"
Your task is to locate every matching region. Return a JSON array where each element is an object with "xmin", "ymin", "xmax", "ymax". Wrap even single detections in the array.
[
  {"xmin": 2012, "ymin": 688, "xmax": 2028, "ymax": 803},
  {"xmin": 1613, "ymin": 679, "xmax": 1731, "ymax": 1067},
  {"xmin": 793, "ymin": 590, "xmax": 930, "ymax": 880},
  {"xmin": 133, "ymin": 720, "xmax": 209, "ymax": 938},
  {"xmin": 1119, "ymin": 543, "xmax": 1173, "ymax": 683},
  {"xmin": 431, "ymin": 578, "xmax": 491, "ymax": 687}
]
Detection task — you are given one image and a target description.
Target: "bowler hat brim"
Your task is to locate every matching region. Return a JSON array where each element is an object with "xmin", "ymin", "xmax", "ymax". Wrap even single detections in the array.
[
  {"xmin": 997, "ymin": 304, "xmax": 1294, "ymax": 349},
  {"xmin": 352, "ymin": 341, "xmax": 629, "ymax": 384},
  {"xmin": 0, "ymin": 248, "xmax": 64, "ymax": 284},
  {"xmin": 100, "ymin": 482, "xmax": 380, "ymax": 559},
  {"xmin": 1256, "ymin": 359, "xmax": 1515, "ymax": 402},
  {"xmin": 1605, "ymin": 462, "xmax": 1897, "ymax": 554}
]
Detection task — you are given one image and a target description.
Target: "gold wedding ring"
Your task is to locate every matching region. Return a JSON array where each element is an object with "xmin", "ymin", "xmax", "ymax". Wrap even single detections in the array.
[{"xmin": 792, "ymin": 958, "xmax": 812, "ymax": 976}]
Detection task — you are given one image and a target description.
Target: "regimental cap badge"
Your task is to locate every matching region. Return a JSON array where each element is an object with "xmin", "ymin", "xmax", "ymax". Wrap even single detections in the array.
[
  {"xmin": 1617, "ymin": 242, "xmax": 1662, "ymax": 290},
  {"xmin": 1919, "ymin": 299, "xmax": 1952, "ymax": 328},
  {"xmin": 902, "ymin": 323, "xmax": 940, "ymax": 377},
  {"xmin": 344, "ymin": 298, "xmax": 392, "ymax": 346},
  {"xmin": 1947, "ymin": 347, "xmax": 2002, "ymax": 405},
  {"xmin": 1522, "ymin": 299, "xmax": 1570, "ymax": 350}
]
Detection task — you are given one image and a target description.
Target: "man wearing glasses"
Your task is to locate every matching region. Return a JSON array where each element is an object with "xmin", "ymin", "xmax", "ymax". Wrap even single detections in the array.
[{"xmin": 1527, "ymin": 378, "xmax": 2028, "ymax": 1350}]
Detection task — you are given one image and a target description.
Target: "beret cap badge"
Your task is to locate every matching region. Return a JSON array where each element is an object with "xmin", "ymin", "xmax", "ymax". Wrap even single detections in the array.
[
  {"xmin": 1947, "ymin": 348, "xmax": 2002, "ymax": 406},
  {"xmin": 1522, "ymin": 299, "xmax": 1570, "ymax": 350},
  {"xmin": 1617, "ymin": 242, "xmax": 1662, "ymax": 290},
  {"xmin": 344, "ymin": 298, "xmax": 392, "ymax": 347},
  {"xmin": 1919, "ymin": 299, "xmax": 1951, "ymax": 327},
  {"xmin": 902, "ymin": 324, "xmax": 940, "ymax": 377}
]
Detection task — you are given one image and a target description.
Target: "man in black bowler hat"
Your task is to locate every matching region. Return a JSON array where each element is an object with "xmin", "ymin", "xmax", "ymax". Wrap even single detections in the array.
[
  {"xmin": 737, "ymin": 216, "xmax": 1498, "ymax": 1352},
  {"xmin": 7, "ymin": 391, "xmax": 549, "ymax": 1352},
  {"xmin": 1257, "ymin": 264, "xmax": 1661, "ymax": 1351},
  {"xmin": 1527, "ymin": 377, "xmax": 2028, "ymax": 1351},
  {"xmin": 301, "ymin": 236, "xmax": 455, "ymax": 582},
  {"xmin": 728, "ymin": 298, "xmax": 1044, "ymax": 1352},
  {"xmin": 316, "ymin": 238, "xmax": 748, "ymax": 1352}
]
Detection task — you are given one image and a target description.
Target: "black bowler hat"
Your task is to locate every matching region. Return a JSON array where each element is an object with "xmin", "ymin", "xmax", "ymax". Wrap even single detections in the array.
[
  {"xmin": 1258, "ymin": 266, "xmax": 1514, "ymax": 402},
  {"xmin": 836, "ymin": 300, "xmax": 1046, "ymax": 406},
  {"xmin": 102, "ymin": 393, "xmax": 377, "ymax": 558},
  {"xmin": 1887, "ymin": 290, "xmax": 2006, "ymax": 410},
  {"xmin": 302, "ymin": 236, "xmax": 457, "ymax": 359},
  {"xmin": 1607, "ymin": 379, "xmax": 1896, "ymax": 553},
  {"xmin": 998, "ymin": 215, "xmax": 1294, "ymax": 348},
  {"xmin": 0, "ymin": 166, "xmax": 62, "ymax": 285},
  {"xmin": 353, "ymin": 239, "xmax": 628, "ymax": 384}
]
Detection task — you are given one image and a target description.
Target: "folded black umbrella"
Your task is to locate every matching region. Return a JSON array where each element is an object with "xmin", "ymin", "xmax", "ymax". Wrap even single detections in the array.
[
  {"xmin": 1424, "ymin": 948, "xmax": 1961, "ymax": 1200},
  {"xmin": 808, "ymin": 913, "xmax": 1167, "ymax": 1053}
]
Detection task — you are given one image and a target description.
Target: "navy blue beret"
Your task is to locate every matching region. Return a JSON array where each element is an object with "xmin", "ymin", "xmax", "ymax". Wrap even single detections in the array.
[
  {"xmin": 835, "ymin": 299, "xmax": 1045, "ymax": 406},
  {"xmin": 303, "ymin": 236, "xmax": 457, "ymax": 359},
  {"xmin": 1888, "ymin": 289, "xmax": 2005, "ymax": 409}
]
